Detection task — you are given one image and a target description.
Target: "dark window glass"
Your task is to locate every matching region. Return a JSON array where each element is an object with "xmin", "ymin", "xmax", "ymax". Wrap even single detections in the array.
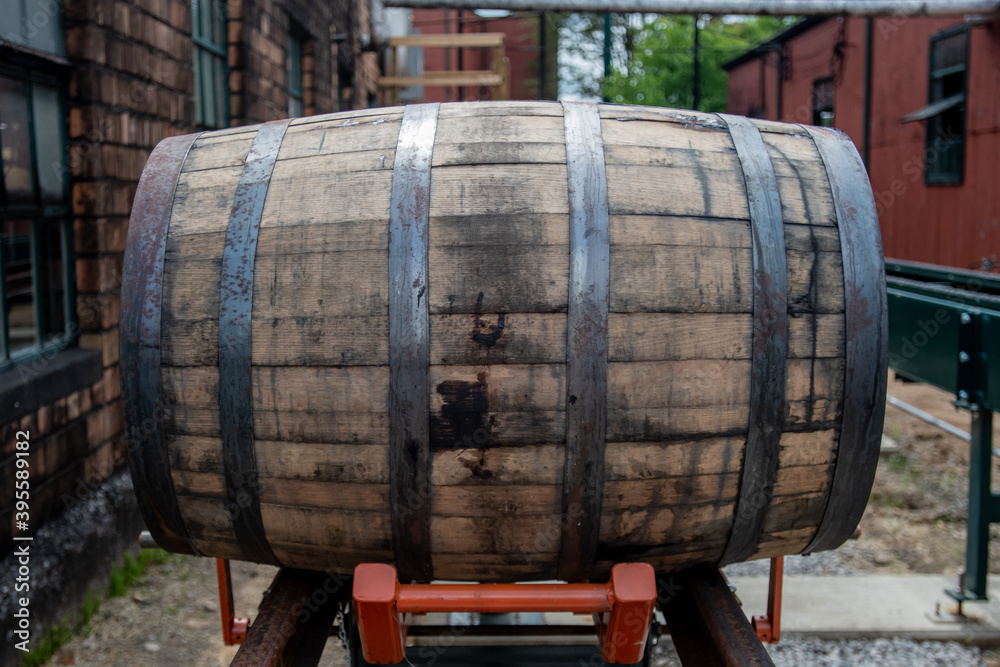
[
  {"xmin": 926, "ymin": 28, "xmax": 967, "ymax": 185},
  {"xmin": 0, "ymin": 69, "xmax": 73, "ymax": 369},
  {"xmin": 193, "ymin": 0, "xmax": 229, "ymax": 129},
  {"xmin": 288, "ymin": 25, "xmax": 304, "ymax": 118},
  {"xmin": 0, "ymin": 76, "xmax": 36, "ymax": 207},
  {"xmin": 32, "ymin": 84, "xmax": 65, "ymax": 203},
  {"xmin": 812, "ymin": 77, "xmax": 834, "ymax": 127},
  {"xmin": 0, "ymin": 0, "xmax": 65, "ymax": 57},
  {"xmin": 2, "ymin": 219, "xmax": 36, "ymax": 354}
]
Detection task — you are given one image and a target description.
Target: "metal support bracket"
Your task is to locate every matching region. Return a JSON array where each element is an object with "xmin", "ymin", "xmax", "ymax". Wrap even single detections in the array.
[
  {"xmin": 351, "ymin": 562, "xmax": 657, "ymax": 665},
  {"xmin": 886, "ymin": 262, "xmax": 1000, "ymax": 603},
  {"xmin": 949, "ymin": 408, "xmax": 996, "ymax": 602},
  {"xmin": 216, "ymin": 559, "xmax": 249, "ymax": 645},
  {"xmin": 751, "ymin": 557, "xmax": 783, "ymax": 643}
]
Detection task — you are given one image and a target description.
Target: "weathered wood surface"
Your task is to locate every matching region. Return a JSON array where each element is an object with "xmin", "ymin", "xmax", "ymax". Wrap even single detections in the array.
[{"xmin": 126, "ymin": 101, "xmax": 880, "ymax": 581}]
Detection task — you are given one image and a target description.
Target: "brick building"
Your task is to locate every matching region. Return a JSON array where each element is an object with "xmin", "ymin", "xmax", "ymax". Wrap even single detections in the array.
[
  {"xmin": 723, "ymin": 15, "xmax": 1000, "ymax": 271},
  {"xmin": 0, "ymin": 0, "xmax": 378, "ymax": 659}
]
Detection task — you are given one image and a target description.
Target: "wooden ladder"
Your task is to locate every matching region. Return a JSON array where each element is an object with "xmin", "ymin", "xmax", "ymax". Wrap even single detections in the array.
[{"xmin": 378, "ymin": 32, "xmax": 510, "ymax": 104}]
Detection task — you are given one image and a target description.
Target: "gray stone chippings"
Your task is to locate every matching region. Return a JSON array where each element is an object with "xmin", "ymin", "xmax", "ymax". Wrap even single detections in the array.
[
  {"xmin": 723, "ymin": 548, "xmax": 867, "ymax": 578},
  {"xmin": 767, "ymin": 637, "xmax": 985, "ymax": 667},
  {"xmin": 654, "ymin": 637, "xmax": 986, "ymax": 666}
]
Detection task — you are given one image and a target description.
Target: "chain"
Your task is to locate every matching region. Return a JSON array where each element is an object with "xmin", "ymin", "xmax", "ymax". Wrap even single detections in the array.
[{"xmin": 337, "ymin": 602, "xmax": 350, "ymax": 664}]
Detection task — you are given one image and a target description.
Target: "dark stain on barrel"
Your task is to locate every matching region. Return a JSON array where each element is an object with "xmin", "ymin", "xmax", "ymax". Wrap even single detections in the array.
[
  {"xmin": 471, "ymin": 290, "xmax": 507, "ymax": 348},
  {"xmin": 472, "ymin": 313, "xmax": 505, "ymax": 347},
  {"xmin": 689, "ymin": 141, "xmax": 713, "ymax": 217},
  {"xmin": 431, "ymin": 371, "xmax": 490, "ymax": 450},
  {"xmin": 460, "ymin": 451, "xmax": 495, "ymax": 480}
]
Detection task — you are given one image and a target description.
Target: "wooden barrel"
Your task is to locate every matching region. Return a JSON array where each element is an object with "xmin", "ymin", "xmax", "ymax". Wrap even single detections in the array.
[{"xmin": 121, "ymin": 101, "xmax": 887, "ymax": 582}]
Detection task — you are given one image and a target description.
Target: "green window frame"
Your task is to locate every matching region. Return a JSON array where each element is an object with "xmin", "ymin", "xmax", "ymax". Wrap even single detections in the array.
[
  {"xmin": 288, "ymin": 22, "xmax": 305, "ymax": 118},
  {"xmin": 193, "ymin": 0, "xmax": 230, "ymax": 129},
  {"xmin": 925, "ymin": 25, "xmax": 968, "ymax": 186},
  {"xmin": 0, "ymin": 64, "xmax": 75, "ymax": 372}
]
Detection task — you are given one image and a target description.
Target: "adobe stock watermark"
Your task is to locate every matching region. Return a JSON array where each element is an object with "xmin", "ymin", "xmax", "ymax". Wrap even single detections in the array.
[
  {"xmin": 888, "ymin": 308, "xmax": 953, "ymax": 369},
  {"xmin": 873, "ymin": 131, "xmax": 959, "ymax": 218},
  {"xmin": 10, "ymin": 428, "xmax": 34, "ymax": 654}
]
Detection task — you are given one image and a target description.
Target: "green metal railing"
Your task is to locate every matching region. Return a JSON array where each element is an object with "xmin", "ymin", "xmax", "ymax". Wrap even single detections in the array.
[{"xmin": 886, "ymin": 258, "xmax": 1000, "ymax": 601}]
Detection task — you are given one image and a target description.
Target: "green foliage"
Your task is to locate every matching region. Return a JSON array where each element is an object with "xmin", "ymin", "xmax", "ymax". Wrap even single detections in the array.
[
  {"xmin": 23, "ymin": 620, "xmax": 72, "ymax": 667},
  {"xmin": 604, "ymin": 15, "xmax": 796, "ymax": 111},
  {"xmin": 81, "ymin": 589, "xmax": 101, "ymax": 625},
  {"xmin": 108, "ymin": 548, "xmax": 170, "ymax": 598},
  {"xmin": 20, "ymin": 549, "xmax": 171, "ymax": 665},
  {"xmin": 886, "ymin": 451, "xmax": 910, "ymax": 474}
]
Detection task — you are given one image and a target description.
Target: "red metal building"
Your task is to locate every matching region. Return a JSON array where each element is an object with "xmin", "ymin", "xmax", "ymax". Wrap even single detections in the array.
[{"xmin": 724, "ymin": 15, "xmax": 1000, "ymax": 272}]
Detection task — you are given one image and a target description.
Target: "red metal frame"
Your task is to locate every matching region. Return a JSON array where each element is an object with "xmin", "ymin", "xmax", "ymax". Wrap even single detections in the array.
[
  {"xmin": 751, "ymin": 556, "xmax": 783, "ymax": 643},
  {"xmin": 352, "ymin": 562, "xmax": 657, "ymax": 664},
  {"xmin": 217, "ymin": 559, "xmax": 249, "ymax": 645}
]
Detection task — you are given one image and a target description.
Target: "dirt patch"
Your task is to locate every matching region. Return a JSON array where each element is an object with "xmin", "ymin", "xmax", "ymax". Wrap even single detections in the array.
[
  {"xmin": 48, "ymin": 556, "xmax": 350, "ymax": 666},
  {"xmin": 860, "ymin": 372, "xmax": 1000, "ymax": 576}
]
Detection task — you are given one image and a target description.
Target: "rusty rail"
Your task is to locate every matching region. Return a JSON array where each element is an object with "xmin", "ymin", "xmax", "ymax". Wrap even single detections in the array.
[{"xmin": 660, "ymin": 568, "xmax": 776, "ymax": 666}]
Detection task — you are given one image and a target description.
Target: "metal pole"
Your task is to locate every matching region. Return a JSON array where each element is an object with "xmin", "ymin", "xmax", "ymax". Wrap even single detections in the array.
[
  {"xmin": 775, "ymin": 44, "xmax": 783, "ymax": 120},
  {"xmin": 862, "ymin": 16, "xmax": 872, "ymax": 165},
  {"xmin": 886, "ymin": 395, "xmax": 971, "ymax": 443},
  {"xmin": 692, "ymin": 14, "xmax": 700, "ymax": 110},
  {"xmin": 957, "ymin": 409, "xmax": 994, "ymax": 601},
  {"xmin": 603, "ymin": 13, "xmax": 612, "ymax": 102},
  {"xmin": 381, "ymin": 0, "xmax": 1000, "ymax": 16},
  {"xmin": 458, "ymin": 9, "xmax": 465, "ymax": 100},
  {"xmin": 539, "ymin": 12, "xmax": 547, "ymax": 99}
]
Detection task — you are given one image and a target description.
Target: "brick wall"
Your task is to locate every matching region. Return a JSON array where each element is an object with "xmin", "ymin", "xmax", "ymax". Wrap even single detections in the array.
[
  {"xmin": 68, "ymin": 0, "xmax": 195, "ymax": 492},
  {"xmin": 0, "ymin": 0, "xmax": 380, "ymax": 559},
  {"xmin": 229, "ymin": 0, "xmax": 344, "ymax": 125}
]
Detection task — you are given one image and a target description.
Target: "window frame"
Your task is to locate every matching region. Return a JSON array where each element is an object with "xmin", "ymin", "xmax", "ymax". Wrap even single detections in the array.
[
  {"xmin": 0, "ymin": 61, "xmax": 76, "ymax": 372},
  {"xmin": 925, "ymin": 24, "xmax": 969, "ymax": 186},
  {"xmin": 192, "ymin": 0, "xmax": 230, "ymax": 130}
]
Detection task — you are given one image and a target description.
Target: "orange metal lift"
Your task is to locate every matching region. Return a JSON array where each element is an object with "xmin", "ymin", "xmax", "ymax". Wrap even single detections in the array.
[{"xmin": 210, "ymin": 555, "xmax": 785, "ymax": 665}]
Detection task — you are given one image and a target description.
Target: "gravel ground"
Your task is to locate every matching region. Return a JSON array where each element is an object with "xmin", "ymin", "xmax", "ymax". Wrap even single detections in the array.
[
  {"xmin": 764, "ymin": 637, "xmax": 987, "ymax": 666},
  {"xmin": 723, "ymin": 548, "xmax": 865, "ymax": 578},
  {"xmin": 652, "ymin": 637, "xmax": 990, "ymax": 666}
]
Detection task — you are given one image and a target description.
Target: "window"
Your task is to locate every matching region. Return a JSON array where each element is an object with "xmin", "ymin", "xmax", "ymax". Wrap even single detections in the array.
[
  {"xmin": 193, "ymin": 0, "xmax": 229, "ymax": 129},
  {"xmin": 3, "ymin": 0, "xmax": 65, "ymax": 57},
  {"xmin": 926, "ymin": 26, "xmax": 968, "ymax": 185},
  {"xmin": 0, "ymin": 68, "xmax": 74, "ymax": 370},
  {"xmin": 812, "ymin": 77, "xmax": 834, "ymax": 127},
  {"xmin": 288, "ymin": 23, "xmax": 305, "ymax": 117}
]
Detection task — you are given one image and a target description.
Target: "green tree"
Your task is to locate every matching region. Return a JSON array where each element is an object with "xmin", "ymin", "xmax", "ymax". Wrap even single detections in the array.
[
  {"xmin": 604, "ymin": 15, "xmax": 796, "ymax": 111},
  {"xmin": 559, "ymin": 13, "xmax": 648, "ymax": 101}
]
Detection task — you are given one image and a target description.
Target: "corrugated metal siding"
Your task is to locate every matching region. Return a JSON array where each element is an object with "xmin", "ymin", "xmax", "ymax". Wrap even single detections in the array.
[{"xmin": 726, "ymin": 16, "xmax": 1000, "ymax": 271}]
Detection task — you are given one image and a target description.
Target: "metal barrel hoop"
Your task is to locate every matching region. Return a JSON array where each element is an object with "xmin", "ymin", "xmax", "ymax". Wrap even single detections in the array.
[
  {"xmin": 803, "ymin": 125, "xmax": 888, "ymax": 553},
  {"xmin": 218, "ymin": 119, "xmax": 293, "ymax": 566},
  {"xmin": 388, "ymin": 103, "xmax": 440, "ymax": 582},
  {"xmin": 558, "ymin": 101, "xmax": 611, "ymax": 582},
  {"xmin": 717, "ymin": 114, "xmax": 788, "ymax": 565},
  {"xmin": 121, "ymin": 132, "xmax": 203, "ymax": 556}
]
